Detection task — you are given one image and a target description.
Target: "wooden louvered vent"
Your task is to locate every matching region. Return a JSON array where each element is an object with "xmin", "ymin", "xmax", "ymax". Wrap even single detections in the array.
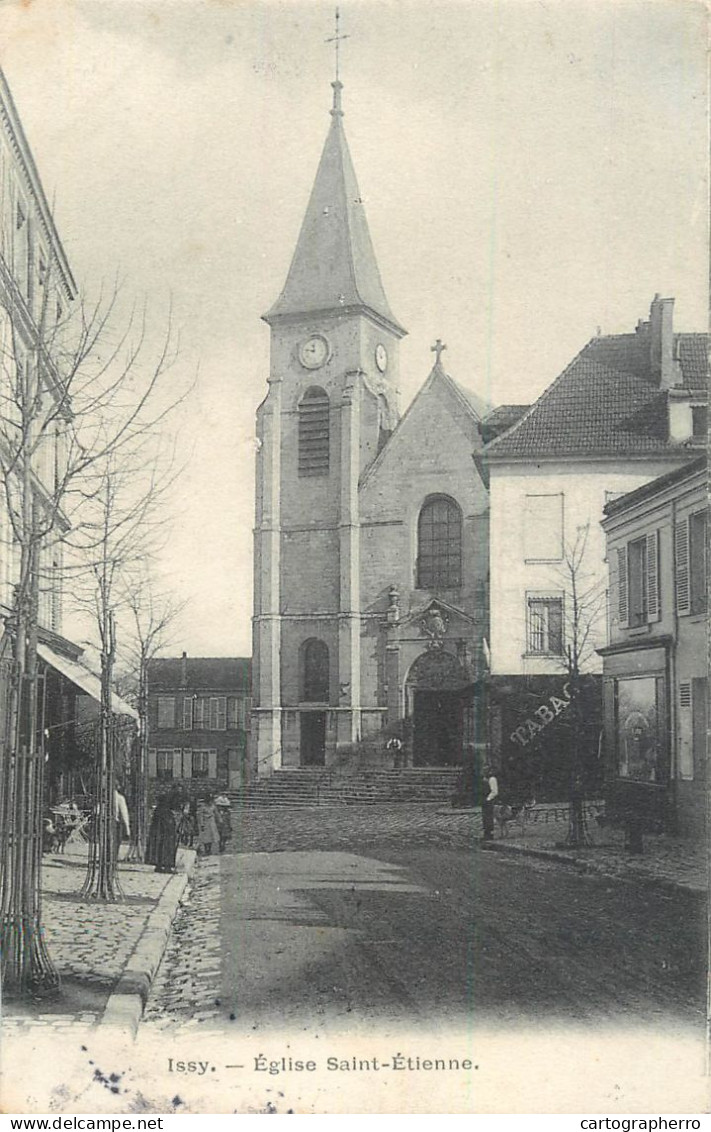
[{"xmin": 299, "ymin": 387, "xmax": 330, "ymax": 477}]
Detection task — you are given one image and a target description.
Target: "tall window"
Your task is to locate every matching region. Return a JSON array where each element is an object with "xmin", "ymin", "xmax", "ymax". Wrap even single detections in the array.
[
  {"xmin": 157, "ymin": 697, "xmax": 176, "ymax": 729},
  {"xmin": 298, "ymin": 387, "xmax": 330, "ymax": 476},
  {"xmin": 523, "ymin": 494, "xmax": 564, "ymax": 562},
  {"xmin": 302, "ymin": 638, "xmax": 329, "ymax": 702},
  {"xmin": 618, "ymin": 531, "xmax": 660, "ymax": 627},
  {"xmin": 417, "ymin": 496, "xmax": 462, "ymax": 589},
  {"xmin": 527, "ymin": 594, "xmax": 563, "ymax": 655}
]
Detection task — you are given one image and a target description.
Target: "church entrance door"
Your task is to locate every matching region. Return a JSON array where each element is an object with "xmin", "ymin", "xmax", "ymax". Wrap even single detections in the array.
[
  {"xmin": 412, "ymin": 689, "xmax": 465, "ymax": 765},
  {"xmin": 300, "ymin": 712, "xmax": 326, "ymax": 766},
  {"xmin": 406, "ymin": 649, "xmax": 472, "ymax": 767}
]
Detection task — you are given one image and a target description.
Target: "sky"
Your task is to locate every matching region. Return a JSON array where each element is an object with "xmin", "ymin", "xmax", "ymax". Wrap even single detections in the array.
[{"xmin": 0, "ymin": 0, "xmax": 707, "ymax": 657}]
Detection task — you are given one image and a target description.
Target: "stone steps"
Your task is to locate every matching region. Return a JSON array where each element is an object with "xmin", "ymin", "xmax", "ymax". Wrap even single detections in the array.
[{"xmin": 229, "ymin": 767, "xmax": 461, "ymax": 810}]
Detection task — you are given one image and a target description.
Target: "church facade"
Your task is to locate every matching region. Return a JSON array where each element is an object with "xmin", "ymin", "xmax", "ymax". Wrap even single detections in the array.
[{"xmin": 251, "ymin": 82, "xmax": 489, "ymax": 776}]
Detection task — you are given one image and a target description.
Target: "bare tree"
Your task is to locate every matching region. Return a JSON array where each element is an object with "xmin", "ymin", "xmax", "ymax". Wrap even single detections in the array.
[
  {"xmin": 556, "ymin": 523, "xmax": 606, "ymax": 848},
  {"xmin": 69, "ymin": 434, "xmax": 182, "ymax": 900},
  {"xmin": 0, "ymin": 257, "xmax": 187, "ymax": 991},
  {"xmin": 123, "ymin": 578, "xmax": 186, "ymax": 863}
]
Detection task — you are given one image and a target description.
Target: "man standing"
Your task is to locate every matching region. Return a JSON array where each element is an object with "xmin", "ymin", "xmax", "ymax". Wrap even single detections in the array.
[{"xmin": 481, "ymin": 763, "xmax": 498, "ymax": 842}]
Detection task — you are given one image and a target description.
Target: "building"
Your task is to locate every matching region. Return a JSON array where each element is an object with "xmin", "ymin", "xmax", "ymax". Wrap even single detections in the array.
[
  {"xmin": 251, "ymin": 81, "xmax": 490, "ymax": 775},
  {"xmin": 599, "ymin": 456, "xmax": 707, "ymax": 838},
  {"xmin": 147, "ymin": 654, "xmax": 251, "ymax": 795},
  {"xmin": 0, "ymin": 66, "xmax": 137, "ymax": 803},
  {"xmin": 484, "ymin": 296, "xmax": 707, "ymax": 799}
]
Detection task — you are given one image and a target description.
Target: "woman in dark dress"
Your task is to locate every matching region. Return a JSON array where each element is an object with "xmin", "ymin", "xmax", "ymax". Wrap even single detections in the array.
[{"xmin": 146, "ymin": 792, "xmax": 178, "ymax": 873}]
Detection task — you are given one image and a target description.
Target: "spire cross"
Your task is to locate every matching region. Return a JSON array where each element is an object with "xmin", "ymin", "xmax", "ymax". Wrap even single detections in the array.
[
  {"xmin": 326, "ymin": 7, "xmax": 349, "ymax": 84},
  {"xmin": 431, "ymin": 339, "xmax": 447, "ymax": 365}
]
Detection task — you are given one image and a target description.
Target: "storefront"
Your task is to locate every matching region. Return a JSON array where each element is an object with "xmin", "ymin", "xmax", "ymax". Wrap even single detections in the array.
[
  {"xmin": 600, "ymin": 641, "xmax": 672, "ymax": 832},
  {"xmin": 488, "ymin": 674, "xmax": 603, "ymax": 803}
]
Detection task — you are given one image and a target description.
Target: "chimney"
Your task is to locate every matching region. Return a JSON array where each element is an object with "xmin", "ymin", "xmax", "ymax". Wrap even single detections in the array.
[
  {"xmin": 181, "ymin": 650, "xmax": 188, "ymax": 686},
  {"xmin": 649, "ymin": 294, "xmax": 676, "ymax": 388}
]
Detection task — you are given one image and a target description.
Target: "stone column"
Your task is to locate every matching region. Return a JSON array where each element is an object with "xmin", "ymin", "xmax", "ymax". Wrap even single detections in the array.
[
  {"xmin": 253, "ymin": 378, "xmax": 282, "ymax": 774},
  {"xmin": 337, "ymin": 372, "xmax": 362, "ymax": 747}
]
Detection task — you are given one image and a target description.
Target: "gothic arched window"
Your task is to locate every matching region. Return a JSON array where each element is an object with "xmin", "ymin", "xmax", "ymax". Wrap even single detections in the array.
[
  {"xmin": 298, "ymin": 387, "xmax": 330, "ymax": 477},
  {"xmin": 302, "ymin": 638, "xmax": 329, "ymax": 702},
  {"xmin": 417, "ymin": 495, "xmax": 462, "ymax": 589}
]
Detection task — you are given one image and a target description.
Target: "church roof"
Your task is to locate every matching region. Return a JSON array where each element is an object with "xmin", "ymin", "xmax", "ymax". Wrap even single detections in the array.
[{"xmin": 263, "ymin": 83, "xmax": 405, "ymax": 336}]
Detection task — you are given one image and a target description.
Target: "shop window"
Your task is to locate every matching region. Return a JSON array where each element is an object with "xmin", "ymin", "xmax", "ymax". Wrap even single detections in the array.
[
  {"xmin": 417, "ymin": 495, "xmax": 462, "ymax": 589},
  {"xmin": 615, "ymin": 675, "xmax": 667, "ymax": 784},
  {"xmin": 298, "ymin": 387, "xmax": 329, "ymax": 476},
  {"xmin": 302, "ymin": 638, "xmax": 329, "ymax": 702},
  {"xmin": 526, "ymin": 594, "xmax": 563, "ymax": 655}
]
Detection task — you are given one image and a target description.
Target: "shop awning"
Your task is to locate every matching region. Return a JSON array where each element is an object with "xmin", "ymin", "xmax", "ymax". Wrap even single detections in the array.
[{"xmin": 37, "ymin": 642, "xmax": 138, "ymax": 722}]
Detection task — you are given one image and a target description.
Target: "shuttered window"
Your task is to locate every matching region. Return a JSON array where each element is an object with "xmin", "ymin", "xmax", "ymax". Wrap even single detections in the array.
[
  {"xmin": 209, "ymin": 697, "xmax": 227, "ymax": 731},
  {"xmin": 675, "ymin": 518, "xmax": 691, "ymax": 614},
  {"xmin": 157, "ymin": 697, "xmax": 175, "ymax": 729},
  {"xmin": 617, "ymin": 546, "xmax": 628, "ymax": 627},
  {"xmin": 627, "ymin": 531, "xmax": 660, "ymax": 627},
  {"xmin": 689, "ymin": 510, "xmax": 708, "ymax": 615},
  {"xmin": 298, "ymin": 387, "xmax": 330, "ymax": 476}
]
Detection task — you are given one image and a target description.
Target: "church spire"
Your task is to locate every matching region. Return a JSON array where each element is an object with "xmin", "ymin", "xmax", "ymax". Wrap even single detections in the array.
[{"xmin": 263, "ymin": 79, "xmax": 406, "ymax": 337}]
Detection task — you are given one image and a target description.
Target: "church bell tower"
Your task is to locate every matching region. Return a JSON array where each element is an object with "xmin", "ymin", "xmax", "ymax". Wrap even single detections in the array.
[{"xmin": 252, "ymin": 78, "xmax": 407, "ymax": 773}]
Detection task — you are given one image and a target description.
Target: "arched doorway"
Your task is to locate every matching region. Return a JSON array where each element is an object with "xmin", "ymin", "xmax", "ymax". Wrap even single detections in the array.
[{"xmin": 406, "ymin": 650, "xmax": 472, "ymax": 766}]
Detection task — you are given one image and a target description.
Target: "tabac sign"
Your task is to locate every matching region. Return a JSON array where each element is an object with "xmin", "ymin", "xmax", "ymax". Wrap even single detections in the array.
[{"xmin": 510, "ymin": 682, "xmax": 571, "ymax": 748}]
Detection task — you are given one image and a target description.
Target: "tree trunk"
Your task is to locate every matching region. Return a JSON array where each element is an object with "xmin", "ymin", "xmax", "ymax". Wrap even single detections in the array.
[
  {"xmin": 0, "ymin": 538, "xmax": 60, "ymax": 997},
  {"xmin": 82, "ymin": 608, "xmax": 121, "ymax": 901}
]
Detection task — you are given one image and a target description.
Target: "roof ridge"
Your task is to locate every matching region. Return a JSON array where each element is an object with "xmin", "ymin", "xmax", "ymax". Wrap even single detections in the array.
[{"xmin": 486, "ymin": 336, "xmax": 597, "ymax": 451}]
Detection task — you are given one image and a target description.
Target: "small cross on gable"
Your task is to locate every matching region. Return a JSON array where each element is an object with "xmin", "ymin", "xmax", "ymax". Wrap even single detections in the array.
[{"xmin": 431, "ymin": 339, "xmax": 447, "ymax": 366}]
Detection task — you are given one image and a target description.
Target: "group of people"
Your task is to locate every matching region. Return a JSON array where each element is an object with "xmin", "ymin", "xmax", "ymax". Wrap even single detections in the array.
[{"xmin": 145, "ymin": 791, "xmax": 232, "ymax": 873}]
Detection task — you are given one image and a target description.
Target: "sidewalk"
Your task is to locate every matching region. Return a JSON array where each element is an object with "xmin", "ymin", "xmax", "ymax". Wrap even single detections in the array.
[
  {"xmin": 1, "ymin": 841, "xmax": 195, "ymax": 1037},
  {"xmin": 480, "ymin": 802, "xmax": 708, "ymax": 894}
]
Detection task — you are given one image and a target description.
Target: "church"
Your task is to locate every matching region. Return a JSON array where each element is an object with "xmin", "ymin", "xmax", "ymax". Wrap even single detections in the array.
[{"xmin": 251, "ymin": 80, "xmax": 490, "ymax": 776}]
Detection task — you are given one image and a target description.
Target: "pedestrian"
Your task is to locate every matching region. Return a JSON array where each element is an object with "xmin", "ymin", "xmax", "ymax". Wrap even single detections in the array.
[
  {"xmin": 114, "ymin": 782, "xmax": 131, "ymax": 862},
  {"xmin": 481, "ymin": 763, "xmax": 498, "ymax": 842},
  {"xmin": 177, "ymin": 797, "xmax": 197, "ymax": 847},
  {"xmin": 197, "ymin": 794, "xmax": 220, "ymax": 856},
  {"xmin": 385, "ymin": 734, "xmax": 403, "ymax": 769},
  {"xmin": 214, "ymin": 793, "xmax": 232, "ymax": 853},
  {"xmin": 146, "ymin": 791, "xmax": 179, "ymax": 873}
]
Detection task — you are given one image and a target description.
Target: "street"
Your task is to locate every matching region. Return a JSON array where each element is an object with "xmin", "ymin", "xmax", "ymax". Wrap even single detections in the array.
[{"xmin": 141, "ymin": 805, "xmax": 706, "ymax": 1035}]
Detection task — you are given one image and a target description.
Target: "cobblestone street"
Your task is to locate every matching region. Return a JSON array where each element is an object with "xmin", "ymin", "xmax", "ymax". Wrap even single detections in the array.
[{"xmin": 140, "ymin": 803, "xmax": 707, "ymax": 1037}]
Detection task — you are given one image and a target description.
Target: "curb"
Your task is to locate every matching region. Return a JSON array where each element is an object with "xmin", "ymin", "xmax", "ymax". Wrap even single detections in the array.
[
  {"xmin": 482, "ymin": 840, "xmax": 705, "ymax": 897},
  {"xmin": 98, "ymin": 849, "xmax": 197, "ymax": 1036}
]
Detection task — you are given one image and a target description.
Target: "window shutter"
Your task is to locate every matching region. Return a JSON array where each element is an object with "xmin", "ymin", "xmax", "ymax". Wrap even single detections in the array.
[
  {"xmin": 208, "ymin": 749, "xmax": 218, "ymax": 779},
  {"xmin": 173, "ymin": 749, "xmax": 183, "ymax": 779},
  {"xmin": 617, "ymin": 546, "xmax": 628, "ymax": 627},
  {"xmin": 181, "ymin": 749, "xmax": 193, "ymax": 778},
  {"xmin": 674, "ymin": 518, "xmax": 690, "ymax": 614},
  {"xmin": 646, "ymin": 530, "xmax": 660, "ymax": 622},
  {"xmin": 183, "ymin": 697, "xmax": 193, "ymax": 730},
  {"xmin": 148, "ymin": 749, "xmax": 157, "ymax": 778},
  {"xmin": 217, "ymin": 697, "xmax": 226, "ymax": 731}
]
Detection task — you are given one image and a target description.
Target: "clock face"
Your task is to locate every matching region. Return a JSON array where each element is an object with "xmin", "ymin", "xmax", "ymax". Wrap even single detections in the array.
[
  {"xmin": 299, "ymin": 334, "xmax": 330, "ymax": 370},
  {"xmin": 375, "ymin": 343, "xmax": 388, "ymax": 373}
]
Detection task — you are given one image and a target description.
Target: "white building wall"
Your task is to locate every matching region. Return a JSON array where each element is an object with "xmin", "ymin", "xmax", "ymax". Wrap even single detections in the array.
[{"xmin": 489, "ymin": 459, "xmax": 686, "ymax": 677}]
